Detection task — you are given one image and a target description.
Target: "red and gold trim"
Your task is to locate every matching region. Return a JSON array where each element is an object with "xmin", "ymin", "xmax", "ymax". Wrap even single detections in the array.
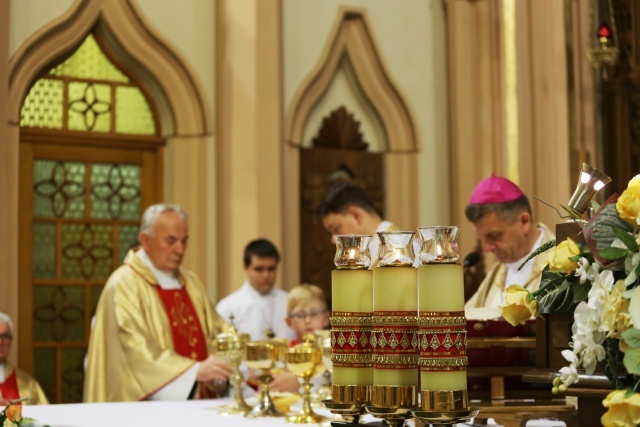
[
  {"xmin": 372, "ymin": 310, "xmax": 418, "ymax": 370},
  {"xmin": 331, "ymin": 312, "xmax": 373, "ymax": 369},
  {"xmin": 419, "ymin": 310, "xmax": 468, "ymax": 373}
]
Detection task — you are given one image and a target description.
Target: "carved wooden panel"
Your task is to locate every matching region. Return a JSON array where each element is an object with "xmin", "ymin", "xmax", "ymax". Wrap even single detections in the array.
[{"xmin": 601, "ymin": 0, "xmax": 640, "ymax": 196}]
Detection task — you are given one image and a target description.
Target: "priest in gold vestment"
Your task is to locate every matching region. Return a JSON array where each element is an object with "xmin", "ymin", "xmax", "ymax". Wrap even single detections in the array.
[
  {"xmin": 84, "ymin": 204, "xmax": 232, "ymax": 402},
  {"xmin": 0, "ymin": 312, "xmax": 49, "ymax": 404}
]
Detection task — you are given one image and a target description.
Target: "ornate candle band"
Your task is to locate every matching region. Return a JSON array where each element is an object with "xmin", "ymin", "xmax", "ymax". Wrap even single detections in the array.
[
  {"xmin": 331, "ymin": 313, "xmax": 373, "ymax": 369},
  {"xmin": 419, "ymin": 311, "xmax": 468, "ymax": 373},
  {"xmin": 372, "ymin": 310, "xmax": 418, "ymax": 370}
]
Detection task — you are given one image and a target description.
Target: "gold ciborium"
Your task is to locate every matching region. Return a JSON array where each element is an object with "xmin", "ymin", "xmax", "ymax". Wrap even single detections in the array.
[
  {"xmin": 245, "ymin": 339, "xmax": 288, "ymax": 418},
  {"xmin": 285, "ymin": 333, "xmax": 327, "ymax": 424},
  {"xmin": 216, "ymin": 316, "xmax": 251, "ymax": 416}
]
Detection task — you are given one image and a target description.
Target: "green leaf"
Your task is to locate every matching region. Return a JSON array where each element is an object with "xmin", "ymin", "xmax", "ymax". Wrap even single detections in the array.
[
  {"xmin": 598, "ymin": 247, "xmax": 629, "ymax": 260},
  {"xmin": 622, "ymin": 328, "xmax": 640, "ymax": 349},
  {"xmin": 519, "ymin": 239, "xmax": 556, "ymax": 271},
  {"xmin": 613, "ymin": 226, "xmax": 639, "ymax": 251},
  {"xmin": 570, "ymin": 279, "xmax": 590, "ymax": 302},
  {"xmin": 590, "ymin": 200, "xmax": 601, "ymax": 212},
  {"xmin": 624, "ymin": 348, "xmax": 640, "ymax": 375}
]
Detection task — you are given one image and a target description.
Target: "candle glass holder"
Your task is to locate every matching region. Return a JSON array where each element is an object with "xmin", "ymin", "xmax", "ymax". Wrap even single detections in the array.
[
  {"xmin": 377, "ymin": 231, "xmax": 416, "ymax": 267},
  {"xmin": 216, "ymin": 316, "xmax": 252, "ymax": 416},
  {"xmin": 286, "ymin": 333, "xmax": 327, "ymax": 424},
  {"xmin": 334, "ymin": 235, "xmax": 373, "ymax": 269},
  {"xmin": 417, "ymin": 226, "xmax": 459, "ymax": 264},
  {"xmin": 245, "ymin": 340, "xmax": 288, "ymax": 418}
]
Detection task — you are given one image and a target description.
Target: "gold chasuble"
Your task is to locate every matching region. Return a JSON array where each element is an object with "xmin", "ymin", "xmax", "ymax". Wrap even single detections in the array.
[
  {"xmin": 83, "ymin": 250, "xmax": 228, "ymax": 402},
  {"xmin": 1, "ymin": 364, "xmax": 49, "ymax": 404}
]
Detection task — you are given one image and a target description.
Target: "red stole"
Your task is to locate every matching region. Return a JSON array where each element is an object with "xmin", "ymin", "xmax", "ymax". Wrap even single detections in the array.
[
  {"xmin": 0, "ymin": 370, "xmax": 21, "ymax": 403},
  {"xmin": 155, "ymin": 287, "xmax": 208, "ymax": 362}
]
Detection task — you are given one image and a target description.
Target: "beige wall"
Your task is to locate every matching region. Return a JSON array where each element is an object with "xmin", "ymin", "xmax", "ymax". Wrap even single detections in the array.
[{"xmin": 284, "ymin": 0, "xmax": 451, "ymax": 228}]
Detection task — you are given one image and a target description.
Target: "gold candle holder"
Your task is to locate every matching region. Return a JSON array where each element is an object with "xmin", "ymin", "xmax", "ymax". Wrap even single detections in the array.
[
  {"xmin": 286, "ymin": 333, "xmax": 327, "ymax": 424},
  {"xmin": 216, "ymin": 317, "xmax": 251, "ymax": 416},
  {"xmin": 365, "ymin": 385, "xmax": 416, "ymax": 427},
  {"xmin": 245, "ymin": 339, "xmax": 288, "ymax": 418},
  {"xmin": 412, "ymin": 390, "xmax": 479, "ymax": 426}
]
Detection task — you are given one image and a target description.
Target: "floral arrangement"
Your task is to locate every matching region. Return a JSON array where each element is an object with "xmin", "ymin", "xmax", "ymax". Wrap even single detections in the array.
[
  {"xmin": 0, "ymin": 399, "xmax": 29, "ymax": 427},
  {"xmin": 500, "ymin": 175, "xmax": 640, "ymax": 427}
]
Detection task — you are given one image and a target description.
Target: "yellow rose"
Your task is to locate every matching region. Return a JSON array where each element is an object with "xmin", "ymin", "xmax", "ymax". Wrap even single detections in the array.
[
  {"xmin": 602, "ymin": 390, "xmax": 640, "ymax": 427},
  {"xmin": 617, "ymin": 185, "xmax": 640, "ymax": 224},
  {"xmin": 500, "ymin": 285, "xmax": 538, "ymax": 326},
  {"xmin": 548, "ymin": 238, "xmax": 580, "ymax": 273},
  {"xmin": 628, "ymin": 174, "xmax": 640, "ymax": 188},
  {"xmin": 5, "ymin": 404, "xmax": 22, "ymax": 422}
]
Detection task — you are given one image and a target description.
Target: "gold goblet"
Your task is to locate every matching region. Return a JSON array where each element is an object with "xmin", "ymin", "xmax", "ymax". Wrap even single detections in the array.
[
  {"xmin": 245, "ymin": 339, "xmax": 288, "ymax": 418},
  {"xmin": 311, "ymin": 330, "xmax": 332, "ymax": 404},
  {"xmin": 216, "ymin": 318, "xmax": 251, "ymax": 416},
  {"xmin": 285, "ymin": 333, "xmax": 327, "ymax": 424}
]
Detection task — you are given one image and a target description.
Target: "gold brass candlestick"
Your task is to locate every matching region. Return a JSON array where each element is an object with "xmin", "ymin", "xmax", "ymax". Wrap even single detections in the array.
[
  {"xmin": 245, "ymin": 339, "xmax": 288, "ymax": 418},
  {"xmin": 216, "ymin": 316, "xmax": 251, "ymax": 416},
  {"xmin": 365, "ymin": 385, "xmax": 416, "ymax": 427},
  {"xmin": 286, "ymin": 333, "xmax": 327, "ymax": 424}
]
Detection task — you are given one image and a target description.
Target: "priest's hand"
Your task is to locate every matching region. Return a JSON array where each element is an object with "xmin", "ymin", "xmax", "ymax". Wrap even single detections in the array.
[
  {"xmin": 269, "ymin": 372, "xmax": 299, "ymax": 393},
  {"xmin": 195, "ymin": 354, "xmax": 232, "ymax": 383}
]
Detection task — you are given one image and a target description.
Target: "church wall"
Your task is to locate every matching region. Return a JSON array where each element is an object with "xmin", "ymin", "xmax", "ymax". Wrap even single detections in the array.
[
  {"xmin": 283, "ymin": 0, "xmax": 451, "ymax": 229},
  {"xmin": 7, "ymin": 0, "xmax": 221, "ymax": 301}
]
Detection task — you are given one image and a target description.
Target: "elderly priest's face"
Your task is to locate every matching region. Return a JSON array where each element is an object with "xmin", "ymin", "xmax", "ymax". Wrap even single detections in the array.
[
  {"xmin": 0, "ymin": 321, "xmax": 11, "ymax": 364},
  {"xmin": 141, "ymin": 211, "xmax": 189, "ymax": 272}
]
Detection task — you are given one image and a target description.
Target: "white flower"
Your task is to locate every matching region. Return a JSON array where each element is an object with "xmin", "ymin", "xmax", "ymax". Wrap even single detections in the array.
[
  {"xmin": 559, "ymin": 364, "xmax": 579, "ymax": 387},
  {"xmin": 575, "ymin": 257, "xmax": 600, "ymax": 285}
]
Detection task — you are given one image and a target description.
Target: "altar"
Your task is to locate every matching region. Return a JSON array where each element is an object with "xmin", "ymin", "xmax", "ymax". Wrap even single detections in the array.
[{"xmin": 22, "ymin": 398, "xmax": 570, "ymax": 427}]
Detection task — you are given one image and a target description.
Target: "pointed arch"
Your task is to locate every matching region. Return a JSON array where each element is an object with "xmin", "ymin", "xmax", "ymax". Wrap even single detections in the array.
[
  {"xmin": 285, "ymin": 8, "xmax": 416, "ymax": 152},
  {"xmin": 8, "ymin": 0, "xmax": 211, "ymax": 136},
  {"xmin": 281, "ymin": 9, "xmax": 418, "ymax": 291},
  {"xmin": 4, "ymin": 0, "xmax": 214, "ymax": 383}
]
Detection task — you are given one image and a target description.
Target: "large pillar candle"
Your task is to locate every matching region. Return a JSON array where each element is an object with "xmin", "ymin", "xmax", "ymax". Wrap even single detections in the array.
[
  {"xmin": 418, "ymin": 263, "xmax": 468, "ymax": 391},
  {"xmin": 372, "ymin": 267, "xmax": 419, "ymax": 386},
  {"xmin": 331, "ymin": 269, "xmax": 373, "ymax": 387}
]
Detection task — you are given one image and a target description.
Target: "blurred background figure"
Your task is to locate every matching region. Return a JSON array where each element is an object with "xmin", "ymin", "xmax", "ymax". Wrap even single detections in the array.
[{"xmin": 0, "ymin": 312, "xmax": 48, "ymax": 405}]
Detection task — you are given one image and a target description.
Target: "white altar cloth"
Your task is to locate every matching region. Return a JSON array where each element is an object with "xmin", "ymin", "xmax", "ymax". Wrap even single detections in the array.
[
  {"xmin": 25, "ymin": 399, "xmax": 340, "ymax": 427},
  {"xmin": 23, "ymin": 398, "xmax": 567, "ymax": 427}
]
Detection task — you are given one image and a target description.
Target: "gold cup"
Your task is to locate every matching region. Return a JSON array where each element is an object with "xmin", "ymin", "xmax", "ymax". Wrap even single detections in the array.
[
  {"xmin": 245, "ymin": 339, "xmax": 288, "ymax": 418},
  {"xmin": 216, "ymin": 319, "xmax": 251, "ymax": 416},
  {"xmin": 285, "ymin": 333, "xmax": 327, "ymax": 424}
]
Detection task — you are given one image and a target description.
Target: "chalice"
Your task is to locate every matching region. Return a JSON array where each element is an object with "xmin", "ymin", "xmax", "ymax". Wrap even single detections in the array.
[
  {"xmin": 245, "ymin": 339, "xmax": 288, "ymax": 418},
  {"xmin": 311, "ymin": 330, "xmax": 332, "ymax": 404},
  {"xmin": 286, "ymin": 333, "xmax": 327, "ymax": 424},
  {"xmin": 216, "ymin": 316, "xmax": 251, "ymax": 416}
]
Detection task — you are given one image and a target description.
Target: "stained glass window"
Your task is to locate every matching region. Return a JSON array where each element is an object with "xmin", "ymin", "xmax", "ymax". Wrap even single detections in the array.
[{"xmin": 20, "ymin": 34, "xmax": 156, "ymax": 135}]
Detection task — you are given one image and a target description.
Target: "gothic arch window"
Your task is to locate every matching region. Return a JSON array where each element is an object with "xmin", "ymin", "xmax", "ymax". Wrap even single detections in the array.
[{"xmin": 18, "ymin": 32, "xmax": 163, "ymax": 403}]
